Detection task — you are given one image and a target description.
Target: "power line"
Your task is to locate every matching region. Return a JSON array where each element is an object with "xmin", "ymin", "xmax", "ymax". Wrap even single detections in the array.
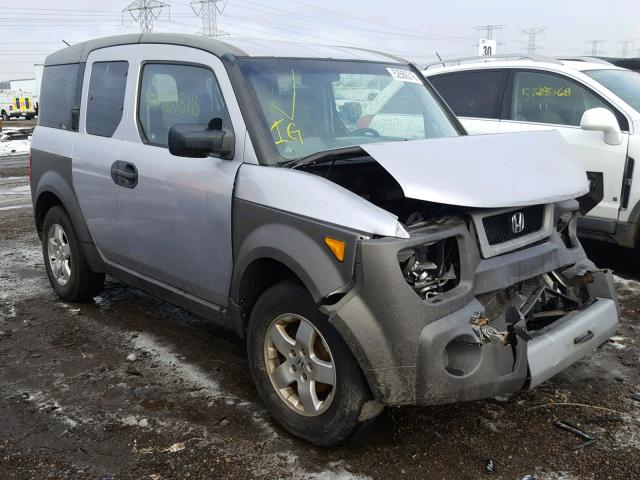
[
  {"xmin": 190, "ymin": 0, "xmax": 228, "ymax": 36},
  {"xmin": 586, "ymin": 40, "xmax": 606, "ymax": 56},
  {"xmin": 520, "ymin": 27, "xmax": 547, "ymax": 54},
  {"xmin": 123, "ymin": 0, "xmax": 170, "ymax": 33}
]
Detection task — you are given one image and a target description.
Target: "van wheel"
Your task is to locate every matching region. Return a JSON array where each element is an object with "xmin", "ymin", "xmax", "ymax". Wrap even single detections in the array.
[
  {"xmin": 42, "ymin": 206, "xmax": 104, "ymax": 302},
  {"xmin": 1, "ymin": 111, "xmax": 9, "ymax": 121},
  {"xmin": 247, "ymin": 282, "xmax": 375, "ymax": 446}
]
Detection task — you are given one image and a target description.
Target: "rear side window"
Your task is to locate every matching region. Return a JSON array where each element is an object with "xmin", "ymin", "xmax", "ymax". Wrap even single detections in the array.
[
  {"xmin": 138, "ymin": 63, "xmax": 230, "ymax": 148},
  {"xmin": 39, "ymin": 63, "xmax": 84, "ymax": 131},
  {"xmin": 429, "ymin": 70, "xmax": 505, "ymax": 119},
  {"xmin": 86, "ymin": 61, "xmax": 128, "ymax": 137},
  {"xmin": 509, "ymin": 70, "xmax": 611, "ymax": 127}
]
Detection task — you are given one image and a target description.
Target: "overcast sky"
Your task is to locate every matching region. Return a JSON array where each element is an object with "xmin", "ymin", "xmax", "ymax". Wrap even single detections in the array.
[{"xmin": 1, "ymin": 0, "xmax": 639, "ymax": 80}]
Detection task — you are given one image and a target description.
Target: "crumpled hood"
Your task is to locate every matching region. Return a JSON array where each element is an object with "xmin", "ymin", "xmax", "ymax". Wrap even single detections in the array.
[{"xmin": 361, "ymin": 130, "xmax": 588, "ymax": 208}]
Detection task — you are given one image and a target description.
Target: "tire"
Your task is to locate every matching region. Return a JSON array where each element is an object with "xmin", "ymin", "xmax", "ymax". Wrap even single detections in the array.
[
  {"xmin": 1, "ymin": 111, "xmax": 9, "ymax": 121},
  {"xmin": 247, "ymin": 281, "xmax": 375, "ymax": 446},
  {"xmin": 41, "ymin": 205, "xmax": 104, "ymax": 302}
]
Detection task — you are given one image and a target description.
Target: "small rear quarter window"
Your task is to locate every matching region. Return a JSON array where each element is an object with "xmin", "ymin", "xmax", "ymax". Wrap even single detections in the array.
[{"xmin": 39, "ymin": 63, "xmax": 84, "ymax": 131}]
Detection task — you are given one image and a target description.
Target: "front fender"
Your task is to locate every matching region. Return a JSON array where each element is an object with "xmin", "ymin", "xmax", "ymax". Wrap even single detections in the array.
[{"xmin": 231, "ymin": 199, "xmax": 360, "ymax": 303}]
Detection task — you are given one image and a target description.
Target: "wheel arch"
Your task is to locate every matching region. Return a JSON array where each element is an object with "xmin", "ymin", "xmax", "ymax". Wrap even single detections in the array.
[{"xmin": 33, "ymin": 173, "xmax": 105, "ymax": 273}]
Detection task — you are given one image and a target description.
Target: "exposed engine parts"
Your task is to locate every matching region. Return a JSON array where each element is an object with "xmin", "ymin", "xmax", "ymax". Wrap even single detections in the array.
[
  {"xmin": 470, "ymin": 267, "xmax": 599, "ymax": 346},
  {"xmin": 399, "ymin": 238, "xmax": 460, "ymax": 300}
]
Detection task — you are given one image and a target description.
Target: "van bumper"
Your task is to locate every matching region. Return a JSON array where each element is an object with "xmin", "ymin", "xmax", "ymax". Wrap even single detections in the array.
[
  {"xmin": 527, "ymin": 298, "xmax": 618, "ymax": 389},
  {"xmin": 323, "ymin": 218, "xmax": 619, "ymax": 406}
]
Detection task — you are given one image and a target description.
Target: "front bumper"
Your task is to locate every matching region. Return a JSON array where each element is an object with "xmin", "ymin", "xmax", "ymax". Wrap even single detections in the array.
[
  {"xmin": 527, "ymin": 297, "xmax": 618, "ymax": 389},
  {"xmin": 323, "ymin": 217, "xmax": 619, "ymax": 406}
]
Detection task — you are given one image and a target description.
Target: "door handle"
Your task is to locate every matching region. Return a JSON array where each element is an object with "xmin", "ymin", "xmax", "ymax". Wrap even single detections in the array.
[
  {"xmin": 111, "ymin": 161, "xmax": 138, "ymax": 189},
  {"xmin": 574, "ymin": 330, "xmax": 594, "ymax": 345}
]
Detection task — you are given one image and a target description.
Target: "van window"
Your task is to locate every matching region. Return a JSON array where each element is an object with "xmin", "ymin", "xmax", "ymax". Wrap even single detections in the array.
[
  {"xmin": 509, "ymin": 70, "xmax": 610, "ymax": 126},
  {"xmin": 138, "ymin": 63, "xmax": 230, "ymax": 148},
  {"xmin": 39, "ymin": 63, "xmax": 84, "ymax": 131},
  {"xmin": 429, "ymin": 71, "xmax": 505, "ymax": 119},
  {"xmin": 86, "ymin": 61, "xmax": 128, "ymax": 137}
]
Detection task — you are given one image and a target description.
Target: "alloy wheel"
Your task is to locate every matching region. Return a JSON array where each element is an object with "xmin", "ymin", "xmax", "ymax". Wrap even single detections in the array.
[
  {"xmin": 264, "ymin": 313, "xmax": 336, "ymax": 416},
  {"xmin": 47, "ymin": 223, "xmax": 71, "ymax": 286}
]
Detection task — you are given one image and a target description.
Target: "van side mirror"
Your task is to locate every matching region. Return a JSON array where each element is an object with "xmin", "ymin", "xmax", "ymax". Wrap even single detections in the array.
[
  {"xmin": 580, "ymin": 108, "xmax": 623, "ymax": 146},
  {"xmin": 168, "ymin": 120, "xmax": 235, "ymax": 159}
]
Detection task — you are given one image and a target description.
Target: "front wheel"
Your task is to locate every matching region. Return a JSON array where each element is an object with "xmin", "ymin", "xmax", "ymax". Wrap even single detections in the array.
[
  {"xmin": 1, "ymin": 111, "xmax": 9, "ymax": 121},
  {"xmin": 247, "ymin": 282, "xmax": 376, "ymax": 445},
  {"xmin": 42, "ymin": 206, "xmax": 104, "ymax": 302}
]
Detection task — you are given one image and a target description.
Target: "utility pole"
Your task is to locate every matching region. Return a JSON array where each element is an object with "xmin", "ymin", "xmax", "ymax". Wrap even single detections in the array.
[
  {"xmin": 520, "ymin": 27, "xmax": 547, "ymax": 55},
  {"xmin": 191, "ymin": 0, "xmax": 228, "ymax": 37},
  {"xmin": 123, "ymin": 0, "xmax": 170, "ymax": 33},
  {"xmin": 620, "ymin": 39, "xmax": 636, "ymax": 58},
  {"xmin": 586, "ymin": 40, "xmax": 606, "ymax": 56}
]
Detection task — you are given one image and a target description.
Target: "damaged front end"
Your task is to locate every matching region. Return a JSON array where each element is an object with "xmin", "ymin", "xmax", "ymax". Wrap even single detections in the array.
[{"xmin": 322, "ymin": 200, "xmax": 618, "ymax": 407}]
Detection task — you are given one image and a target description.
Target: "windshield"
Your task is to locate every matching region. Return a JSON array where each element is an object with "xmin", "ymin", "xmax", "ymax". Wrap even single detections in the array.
[
  {"xmin": 585, "ymin": 69, "xmax": 640, "ymax": 113},
  {"xmin": 238, "ymin": 59, "xmax": 459, "ymax": 163}
]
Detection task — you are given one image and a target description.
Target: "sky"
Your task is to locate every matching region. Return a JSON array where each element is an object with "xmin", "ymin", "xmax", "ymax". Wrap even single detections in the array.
[{"xmin": 0, "ymin": 0, "xmax": 639, "ymax": 81}]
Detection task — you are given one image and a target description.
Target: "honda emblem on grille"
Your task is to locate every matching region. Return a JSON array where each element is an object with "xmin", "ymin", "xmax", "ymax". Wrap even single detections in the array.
[{"xmin": 511, "ymin": 212, "xmax": 525, "ymax": 234}]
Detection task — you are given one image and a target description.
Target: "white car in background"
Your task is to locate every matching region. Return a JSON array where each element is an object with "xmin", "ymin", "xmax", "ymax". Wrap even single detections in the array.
[{"xmin": 424, "ymin": 56, "xmax": 640, "ymax": 249}]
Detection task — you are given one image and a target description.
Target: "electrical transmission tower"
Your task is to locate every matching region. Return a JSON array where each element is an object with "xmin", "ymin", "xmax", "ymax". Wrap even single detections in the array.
[
  {"xmin": 123, "ymin": 0, "xmax": 170, "ymax": 33},
  {"xmin": 520, "ymin": 27, "xmax": 547, "ymax": 55},
  {"xmin": 191, "ymin": 0, "xmax": 228, "ymax": 37},
  {"xmin": 476, "ymin": 24, "xmax": 505, "ymax": 40},
  {"xmin": 586, "ymin": 40, "xmax": 606, "ymax": 56},
  {"xmin": 620, "ymin": 39, "xmax": 636, "ymax": 58}
]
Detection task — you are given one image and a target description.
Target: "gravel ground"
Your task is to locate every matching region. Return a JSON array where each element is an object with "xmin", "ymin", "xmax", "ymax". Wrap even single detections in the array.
[{"xmin": 1, "ymin": 155, "xmax": 639, "ymax": 479}]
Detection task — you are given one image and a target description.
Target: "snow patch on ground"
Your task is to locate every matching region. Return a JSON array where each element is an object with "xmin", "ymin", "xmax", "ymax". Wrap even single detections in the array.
[
  {"xmin": 0, "ymin": 138, "xmax": 30, "ymax": 156},
  {"xmin": 614, "ymin": 275, "xmax": 640, "ymax": 299},
  {"xmin": 130, "ymin": 332, "xmax": 233, "ymax": 401},
  {"xmin": 21, "ymin": 390, "xmax": 80, "ymax": 429},
  {"xmin": 0, "ymin": 237, "xmax": 47, "ymax": 302},
  {"xmin": 128, "ymin": 332, "xmax": 282, "ymax": 439},
  {"xmin": 0, "ymin": 176, "xmax": 31, "ymax": 210}
]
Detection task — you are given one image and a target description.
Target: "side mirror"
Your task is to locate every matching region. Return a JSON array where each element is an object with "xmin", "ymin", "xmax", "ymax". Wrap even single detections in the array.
[
  {"xmin": 580, "ymin": 108, "xmax": 623, "ymax": 146},
  {"xmin": 168, "ymin": 120, "xmax": 235, "ymax": 159}
]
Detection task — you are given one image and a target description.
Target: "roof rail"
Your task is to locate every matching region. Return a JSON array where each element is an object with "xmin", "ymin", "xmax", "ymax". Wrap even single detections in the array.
[
  {"xmin": 422, "ymin": 53, "xmax": 562, "ymax": 70},
  {"xmin": 556, "ymin": 56, "xmax": 613, "ymax": 65}
]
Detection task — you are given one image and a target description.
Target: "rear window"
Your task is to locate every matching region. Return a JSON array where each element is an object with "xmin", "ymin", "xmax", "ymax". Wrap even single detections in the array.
[
  {"xmin": 86, "ymin": 61, "xmax": 128, "ymax": 137},
  {"xmin": 429, "ymin": 70, "xmax": 505, "ymax": 119},
  {"xmin": 39, "ymin": 63, "xmax": 84, "ymax": 131}
]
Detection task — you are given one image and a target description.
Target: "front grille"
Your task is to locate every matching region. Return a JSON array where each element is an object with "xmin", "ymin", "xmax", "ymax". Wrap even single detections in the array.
[{"xmin": 482, "ymin": 205, "xmax": 545, "ymax": 246}]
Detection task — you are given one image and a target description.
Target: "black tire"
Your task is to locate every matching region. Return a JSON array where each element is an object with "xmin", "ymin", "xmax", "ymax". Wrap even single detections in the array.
[
  {"xmin": 1, "ymin": 111, "xmax": 9, "ymax": 121},
  {"xmin": 41, "ymin": 205, "xmax": 104, "ymax": 302},
  {"xmin": 247, "ymin": 281, "xmax": 375, "ymax": 446}
]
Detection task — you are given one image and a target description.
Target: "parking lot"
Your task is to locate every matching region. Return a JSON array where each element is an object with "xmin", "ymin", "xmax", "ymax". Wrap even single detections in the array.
[{"xmin": 1, "ymin": 153, "xmax": 639, "ymax": 480}]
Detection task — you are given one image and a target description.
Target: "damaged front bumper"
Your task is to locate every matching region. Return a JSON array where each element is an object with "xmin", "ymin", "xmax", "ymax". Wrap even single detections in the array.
[{"xmin": 322, "ymin": 215, "xmax": 619, "ymax": 406}]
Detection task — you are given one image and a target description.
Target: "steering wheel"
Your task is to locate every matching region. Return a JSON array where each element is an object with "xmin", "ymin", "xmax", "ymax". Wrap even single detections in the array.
[{"xmin": 350, "ymin": 127, "xmax": 380, "ymax": 138}]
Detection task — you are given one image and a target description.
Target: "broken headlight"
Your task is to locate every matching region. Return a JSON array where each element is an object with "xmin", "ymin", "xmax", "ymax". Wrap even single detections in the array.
[{"xmin": 398, "ymin": 238, "xmax": 460, "ymax": 300}]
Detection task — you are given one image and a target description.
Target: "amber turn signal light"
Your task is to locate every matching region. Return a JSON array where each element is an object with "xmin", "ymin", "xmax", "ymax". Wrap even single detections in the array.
[{"xmin": 324, "ymin": 236, "xmax": 345, "ymax": 263}]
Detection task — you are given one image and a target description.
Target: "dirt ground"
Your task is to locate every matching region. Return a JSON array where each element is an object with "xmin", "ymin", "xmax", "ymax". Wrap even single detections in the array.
[{"xmin": 1, "ymin": 154, "xmax": 639, "ymax": 480}]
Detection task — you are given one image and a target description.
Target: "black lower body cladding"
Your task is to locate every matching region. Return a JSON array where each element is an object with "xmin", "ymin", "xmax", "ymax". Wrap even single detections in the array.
[{"xmin": 321, "ymin": 219, "xmax": 618, "ymax": 406}]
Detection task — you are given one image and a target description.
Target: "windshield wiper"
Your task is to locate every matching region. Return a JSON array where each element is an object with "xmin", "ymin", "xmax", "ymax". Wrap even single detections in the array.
[{"xmin": 282, "ymin": 146, "xmax": 367, "ymax": 169}]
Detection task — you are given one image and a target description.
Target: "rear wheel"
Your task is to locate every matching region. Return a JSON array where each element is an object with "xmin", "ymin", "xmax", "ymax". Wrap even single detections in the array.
[
  {"xmin": 42, "ymin": 206, "xmax": 104, "ymax": 302},
  {"xmin": 1, "ymin": 111, "xmax": 9, "ymax": 121},
  {"xmin": 247, "ymin": 282, "xmax": 376, "ymax": 445}
]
